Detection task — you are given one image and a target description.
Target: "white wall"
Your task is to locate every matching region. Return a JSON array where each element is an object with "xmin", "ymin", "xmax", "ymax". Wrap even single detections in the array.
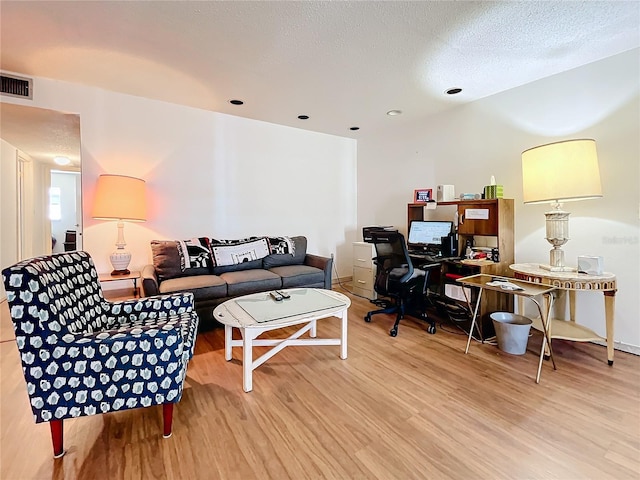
[
  {"xmin": 0, "ymin": 75, "xmax": 357, "ymax": 281},
  {"xmin": 358, "ymin": 48, "xmax": 640, "ymax": 351},
  {"xmin": 2, "ymin": 49, "xmax": 637, "ymax": 350},
  {"xmin": 1, "ymin": 139, "xmax": 19, "ymax": 299}
]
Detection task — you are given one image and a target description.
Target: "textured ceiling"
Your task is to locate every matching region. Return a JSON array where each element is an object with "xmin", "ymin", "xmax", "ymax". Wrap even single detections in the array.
[
  {"xmin": 0, "ymin": 103, "xmax": 81, "ymax": 168},
  {"xmin": 1, "ymin": 1, "xmax": 639, "ymax": 161}
]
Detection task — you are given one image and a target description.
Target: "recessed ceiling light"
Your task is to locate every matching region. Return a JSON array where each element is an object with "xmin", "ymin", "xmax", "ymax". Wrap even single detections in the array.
[
  {"xmin": 445, "ymin": 88, "xmax": 462, "ymax": 95},
  {"xmin": 298, "ymin": 115, "xmax": 309, "ymax": 120},
  {"xmin": 54, "ymin": 156, "xmax": 70, "ymax": 166},
  {"xmin": 350, "ymin": 127, "xmax": 360, "ymax": 131},
  {"xmin": 386, "ymin": 110, "xmax": 402, "ymax": 116},
  {"xmin": 229, "ymin": 99, "xmax": 244, "ymax": 105}
]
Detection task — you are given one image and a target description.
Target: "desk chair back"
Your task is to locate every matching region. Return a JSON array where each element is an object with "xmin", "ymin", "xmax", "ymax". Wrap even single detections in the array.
[
  {"xmin": 371, "ymin": 231, "xmax": 416, "ymax": 296},
  {"xmin": 365, "ymin": 232, "xmax": 435, "ymax": 336}
]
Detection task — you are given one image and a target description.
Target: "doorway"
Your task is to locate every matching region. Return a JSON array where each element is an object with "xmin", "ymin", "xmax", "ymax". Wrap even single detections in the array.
[{"xmin": 50, "ymin": 170, "xmax": 83, "ymax": 253}]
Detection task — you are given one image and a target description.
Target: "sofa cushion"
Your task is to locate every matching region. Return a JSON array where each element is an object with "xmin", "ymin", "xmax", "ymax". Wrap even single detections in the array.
[
  {"xmin": 220, "ymin": 269, "xmax": 282, "ymax": 297},
  {"xmin": 158, "ymin": 274, "xmax": 227, "ymax": 301},
  {"xmin": 262, "ymin": 236, "xmax": 307, "ymax": 269},
  {"xmin": 269, "ymin": 264, "xmax": 325, "ymax": 288},
  {"xmin": 152, "ymin": 240, "xmax": 210, "ymax": 281}
]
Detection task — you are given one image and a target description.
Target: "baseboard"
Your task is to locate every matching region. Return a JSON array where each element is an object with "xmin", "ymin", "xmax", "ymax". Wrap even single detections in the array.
[
  {"xmin": 591, "ymin": 339, "xmax": 640, "ymax": 356},
  {"xmin": 326, "ymin": 288, "xmax": 640, "ymax": 355},
  {"xmin": 332, "ymin": 276, "xmax": 352, "ymax": 286}
]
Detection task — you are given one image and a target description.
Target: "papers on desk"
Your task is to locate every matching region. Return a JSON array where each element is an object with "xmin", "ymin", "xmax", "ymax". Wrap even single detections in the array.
[{"xmin": 486, "ymin": 280, "xmax": 524, "ymax": 291}]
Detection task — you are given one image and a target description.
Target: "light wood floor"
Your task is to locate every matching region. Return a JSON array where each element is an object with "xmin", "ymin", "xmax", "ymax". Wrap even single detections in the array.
[{"xmin": 1, "ymin": 290, "xmax": 639, "ymax": 479}]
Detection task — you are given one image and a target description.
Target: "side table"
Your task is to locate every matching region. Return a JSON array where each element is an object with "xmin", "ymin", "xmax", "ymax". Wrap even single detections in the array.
[
  {"xmin": 509, "ymin": 263, "xmax": 617, "ymax": 365},
  {"xmin": 457, "ymin": 274, "xmax": 557, "ymax": 383},
  {"xmin": 98, "ymin": 271, "xmax": 141, "ymax": 298}
]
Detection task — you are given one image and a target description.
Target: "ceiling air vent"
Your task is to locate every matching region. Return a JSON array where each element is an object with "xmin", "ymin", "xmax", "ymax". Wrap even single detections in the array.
[{"xmin": 1, "ymin": 74, "xmax": 33, "ymax": 99}]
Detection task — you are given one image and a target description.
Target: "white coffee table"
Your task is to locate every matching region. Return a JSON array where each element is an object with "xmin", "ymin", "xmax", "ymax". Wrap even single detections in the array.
[{"xmin": 213, "ymin": 288, "xmax": 351, "ymax": 392}]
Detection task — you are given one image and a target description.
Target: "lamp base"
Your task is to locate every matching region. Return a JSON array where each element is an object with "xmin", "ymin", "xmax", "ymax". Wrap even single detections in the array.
[
  {"xmin": 539, "ymin": 264, "xmax": 577, "ymax": 272},
  {"xmin": 110, "ymin": 269, "xmax": 131, "ymax": 276},
  {"xmin": 110, "ymin": 249, "xmax": 132, "ymax": 275}
]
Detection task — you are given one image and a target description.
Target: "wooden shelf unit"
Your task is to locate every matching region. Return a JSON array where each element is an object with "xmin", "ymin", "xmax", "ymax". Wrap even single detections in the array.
[
  {"xmin": 408, "ymin": 199, "xmax": 514, "ymax": 276},
  {"xmin": 408, "ymin": 199, "xmax": 515, "ymax": 338}
]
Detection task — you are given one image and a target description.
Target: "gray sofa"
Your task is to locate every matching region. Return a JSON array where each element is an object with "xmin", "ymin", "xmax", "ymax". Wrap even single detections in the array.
[{"xmin": 141, "ymin": 236, "xmax": 333, "ymax": 326}]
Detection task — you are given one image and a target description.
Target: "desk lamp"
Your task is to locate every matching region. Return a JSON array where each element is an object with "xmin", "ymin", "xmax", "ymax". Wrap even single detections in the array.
[
  {"xmin": 92, "ymin": 174, "xmax": 147, "ymax": 275},
  {"xmin": 521, "ymin": 139, "xmax": 602, "ymax": 272}
]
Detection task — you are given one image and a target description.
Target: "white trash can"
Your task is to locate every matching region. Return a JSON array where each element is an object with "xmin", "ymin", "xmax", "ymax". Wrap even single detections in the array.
[{"xmin": 490, "ymin": 312, "xmax": 532, "ymax": 355}]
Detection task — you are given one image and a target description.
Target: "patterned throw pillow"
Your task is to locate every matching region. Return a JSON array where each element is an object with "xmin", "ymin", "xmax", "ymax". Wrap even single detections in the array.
[
  {"xmin": 151, "ymin": 238, "xmax": 213, "ymax": 280},
  {"xmin": 210, "ymin": 237, "xmax": 271, "ymax": 267},
  {"xmin": 262, "ymin": 236, "xmax": 307, "ymax": 268},
  {"xmin": 177, "ymin": 237, "xmax": 213, "ymax": 270},
  {"xmin": 266, "ymin": 236, "xmax": 295, "ymax": 255}
]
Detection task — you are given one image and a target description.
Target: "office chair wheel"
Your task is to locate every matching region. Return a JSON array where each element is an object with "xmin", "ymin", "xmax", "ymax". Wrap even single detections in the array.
[
  {"xmin": 427, "ymin": 324, "xmax": 436, "ymax": 335},
  {"xmin": 364, "ymin": 314, "xmax": 372, "ymax": 323},
  {"xmin": 389, "ymin": 327, "xmax": 398, "ymax": 337}
]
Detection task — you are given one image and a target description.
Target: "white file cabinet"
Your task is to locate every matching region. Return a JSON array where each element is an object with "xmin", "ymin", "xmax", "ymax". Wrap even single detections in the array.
[{"xmin": 352, "ymin": 242, "xmax": 376, "ymax": 299}]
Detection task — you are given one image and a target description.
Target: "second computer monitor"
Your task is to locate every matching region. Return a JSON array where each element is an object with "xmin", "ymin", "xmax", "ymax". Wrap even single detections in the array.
[{"xmin": 408, "ymin": 220, "xmax": 453, "ymax": 251}]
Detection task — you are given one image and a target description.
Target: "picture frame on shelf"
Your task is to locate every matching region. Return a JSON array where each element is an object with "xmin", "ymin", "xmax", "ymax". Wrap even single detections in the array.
[{"xmin": 413, "ymin": 188, "xmax": 433, "ymax": 203}]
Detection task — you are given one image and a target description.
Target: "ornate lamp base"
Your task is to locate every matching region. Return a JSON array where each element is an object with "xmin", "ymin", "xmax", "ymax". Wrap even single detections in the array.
[
  {"xmin": 110, "ymin": 249, "xmax": 131, "ymax": 276},
  {"xmin": 540, "ymin": 205, "xmax": 576, "ymax": 272}
]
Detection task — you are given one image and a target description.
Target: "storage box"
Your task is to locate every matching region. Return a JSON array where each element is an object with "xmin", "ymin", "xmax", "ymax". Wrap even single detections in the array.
[
  {"xmin": 483, "ymin": 185, "xmax": 504, "ymax": 199},
  {"xmin": 444, "ymin": 283, "xmax": 471, "ymax": 302},
  {"xmin": 437, "ymin": 185, "xmax": 456, "ymax": 202},
  {"xmin": 577, "ymin": 255, "xmax": 603, "ymax": 275}
]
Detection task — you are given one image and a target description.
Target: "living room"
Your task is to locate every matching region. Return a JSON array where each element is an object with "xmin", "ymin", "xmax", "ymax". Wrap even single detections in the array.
[{"xmin": 1, "ymin": 2, "xmax": 639, "ymax": 478}]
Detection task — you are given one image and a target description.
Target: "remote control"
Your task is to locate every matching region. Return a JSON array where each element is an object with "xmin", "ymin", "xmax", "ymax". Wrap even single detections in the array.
[
  {"xmin": 277, "ymin": 290, "xmax": 291, "ymax": 299},
  {"xmin": 270, "ymin": 291, "xmax": 283, "ymax": 301}
]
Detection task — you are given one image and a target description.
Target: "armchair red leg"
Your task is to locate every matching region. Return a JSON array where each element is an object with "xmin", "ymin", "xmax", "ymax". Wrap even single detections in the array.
[
  {"xmin": 163, "ymin": 403, "xmax": 174, "ymax": 438},
  {"xmin": 50, "ymin": 419, "xmax": 65, "ymax": 458}
]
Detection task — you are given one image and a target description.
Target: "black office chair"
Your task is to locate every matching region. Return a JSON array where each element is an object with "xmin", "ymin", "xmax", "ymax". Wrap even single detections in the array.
[{"xmin": 364, "ymin": 231, "xmax": 436, "ymax": 337}]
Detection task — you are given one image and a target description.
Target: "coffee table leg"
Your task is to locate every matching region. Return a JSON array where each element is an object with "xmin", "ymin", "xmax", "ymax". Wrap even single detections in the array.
[
  {"xmin": 242, "ymin": 328, "xmax": 254, "ymax": 392},
  {"xmin": 310, "ymin": 320, "xmax": 317, "ymax": 338},
  {"xmin": 340, "ymin": 309, "xmax": 348, "ymax": 359},
  {"xmin": 225, "ymin": 325, "xmax": 233, "ymax": 361}
]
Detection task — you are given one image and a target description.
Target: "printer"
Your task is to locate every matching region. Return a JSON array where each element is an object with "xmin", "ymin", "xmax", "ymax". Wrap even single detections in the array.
[{"xmin": 363, "ymin": 226, "xmax": 398, "ymax": 243}]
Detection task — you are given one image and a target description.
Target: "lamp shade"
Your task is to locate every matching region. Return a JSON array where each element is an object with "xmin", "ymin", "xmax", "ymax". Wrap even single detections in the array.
[
  {"xmin": 522, "ymin": 139, "xmax": 602, "ymax": 205},
  {"xmin": 92, "ymin": 174, "xmax": 147, "ymax": 221}
]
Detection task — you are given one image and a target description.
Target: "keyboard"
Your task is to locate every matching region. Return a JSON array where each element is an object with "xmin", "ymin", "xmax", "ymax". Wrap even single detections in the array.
[{"xmin": 409, "ymin": 253, "xmax": 460, "ymax": 263}]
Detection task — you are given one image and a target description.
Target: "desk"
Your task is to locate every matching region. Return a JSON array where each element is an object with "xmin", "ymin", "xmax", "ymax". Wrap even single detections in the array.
[
  {"xmin": 418, "ymin": 257, "xmax": 511, "ymax": 340},
  {"xmin": 510, "ymin": 264, "xmax": 617, "ymax": 365},
  {"xmin": 457, "ymin": 274, "xmax": 557, "ymax": 383}
]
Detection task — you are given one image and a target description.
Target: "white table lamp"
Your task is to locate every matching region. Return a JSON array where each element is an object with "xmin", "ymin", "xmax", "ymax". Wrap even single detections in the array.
[
  {"xmin": 92, "ymin": 174, "xmax": 147, "ymax": 275},
  {"xmin": 522, "ymin": 139, "xmax": 602, "ymax": 272}
]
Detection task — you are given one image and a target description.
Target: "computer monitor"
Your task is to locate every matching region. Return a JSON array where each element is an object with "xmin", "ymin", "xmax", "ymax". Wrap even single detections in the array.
[{"xmin": 407, "ymin": 220, "xmax": 453, "ymax": 252}]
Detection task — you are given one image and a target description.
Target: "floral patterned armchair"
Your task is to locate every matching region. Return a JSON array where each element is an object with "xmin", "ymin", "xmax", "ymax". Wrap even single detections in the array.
[{"xmin": 2, "ymin": 251, "xmax": 199, "ymax": 458}]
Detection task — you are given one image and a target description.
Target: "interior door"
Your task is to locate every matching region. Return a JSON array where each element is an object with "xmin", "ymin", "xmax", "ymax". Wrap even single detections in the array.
[{"xmin": 75, "ymin": 172, "xmax": 83, "ymax": 250}]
